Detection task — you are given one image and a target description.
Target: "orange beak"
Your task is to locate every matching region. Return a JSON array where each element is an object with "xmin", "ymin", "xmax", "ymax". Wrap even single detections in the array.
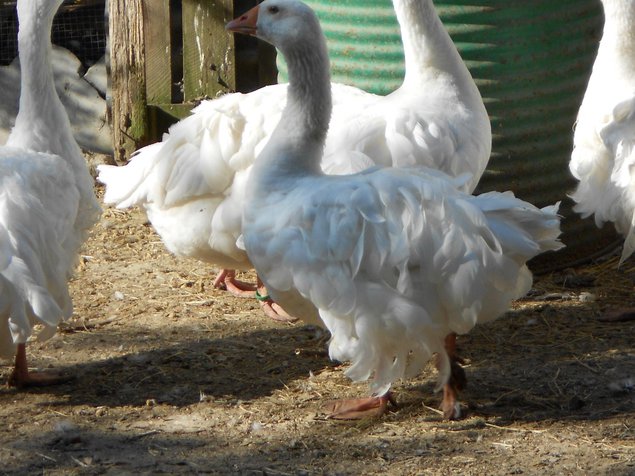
[{"xmin": 226, "ymin": 5, "xmax": 260, "ymax": 36}]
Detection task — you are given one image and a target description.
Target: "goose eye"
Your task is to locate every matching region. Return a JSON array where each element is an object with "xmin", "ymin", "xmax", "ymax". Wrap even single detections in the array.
[{"xmin": 268, "ymin": 5, "xmax": 279, "ymax": 14}]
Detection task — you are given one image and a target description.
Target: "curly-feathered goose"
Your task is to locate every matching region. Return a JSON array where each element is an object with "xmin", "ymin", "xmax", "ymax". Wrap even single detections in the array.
[{"xmin": 228, "ymin": 0, "xmax": 563, "ymax": 419}]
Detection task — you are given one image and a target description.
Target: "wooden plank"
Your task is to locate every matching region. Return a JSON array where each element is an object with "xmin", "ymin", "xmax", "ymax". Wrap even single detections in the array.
[
  {"xmin": 147, "ymin": 104, "xmax": 195, "ymax": 141},
  {"xmin": 143, "ymin": 0, "xmax": 172, "ymax": 105},
  {"xmin": 182, "ymin": 0, "xmax": 235, "ymax": 101},
  {"xmin": 150, "ymin": 103, "xmax": 196, "ymax": 120},
  {"xmin": 108, "ymin": 0, "xmax": 149, "ymax": 161},
  {"xmin": 147, "ymin": 103, "xmax": 197, "ymax": 138}
]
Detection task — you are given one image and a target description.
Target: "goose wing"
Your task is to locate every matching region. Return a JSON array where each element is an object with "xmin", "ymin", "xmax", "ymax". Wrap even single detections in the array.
[{"xmin": 0, "ymin": 149, "xmax": 80, "ymax": 357}]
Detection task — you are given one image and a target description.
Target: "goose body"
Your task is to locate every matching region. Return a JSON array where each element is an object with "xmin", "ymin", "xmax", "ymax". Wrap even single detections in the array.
[
  {"xmin": 569, "ymin": 0, "xmax": 635, "ymax": 264},
  {"xmin": 229, "ymin": 0, "xmax": 562, "ymax": 418},
  {"xmin": 97, "ymin": 0, "xmax": 490, "ymax": 312},
  {"xmin": 0, "ymin": 0, "xmax": 100, "ymax": 386}
]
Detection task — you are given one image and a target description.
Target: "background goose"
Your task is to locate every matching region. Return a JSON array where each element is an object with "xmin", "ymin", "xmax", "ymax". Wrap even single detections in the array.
[
  {"xmin": 569, "ymin": 0, "xmax": 635, "ymax": 319},
  {"xmin": 229, "ymin": 0, "xmax": 562, "ymax": 419},
  {"xmin": 97, "ymin": 0, "xmax": 490, "ymax": 320},
  {"xmin": 0, "ymin": 0, "xmax": 100, "ymax": 387}
]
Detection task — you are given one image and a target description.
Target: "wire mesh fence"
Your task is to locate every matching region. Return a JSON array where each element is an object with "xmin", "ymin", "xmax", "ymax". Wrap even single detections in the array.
[{"xmin": 0, "ymin": 0, "xmax": 106, "ymax": 68}]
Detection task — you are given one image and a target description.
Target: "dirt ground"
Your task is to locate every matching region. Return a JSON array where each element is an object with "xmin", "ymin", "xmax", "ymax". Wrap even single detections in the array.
[{"xmin": 0, "ymin": 185, "xmax": 633, "ymax": 476}]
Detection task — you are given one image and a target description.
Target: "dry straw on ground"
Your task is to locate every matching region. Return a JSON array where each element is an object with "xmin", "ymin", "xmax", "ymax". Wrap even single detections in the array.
[{"xmin": 0, "ymin": 187, "xmax": 633, "ymax": 475}]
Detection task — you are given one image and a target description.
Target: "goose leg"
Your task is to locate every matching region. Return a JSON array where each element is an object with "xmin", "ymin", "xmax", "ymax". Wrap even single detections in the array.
[
  {"xmin": 7, "ymin": 344, "xmax": 71, "ymax": 388},
  {"xmin": 214, "ymin": 270, "xmax": 298, "ymax": 322},
  {"xmin": 213, "ymin": 269, "xmax": 258, "ymax": 297},
  {"xmin": 256, "ymin": 278, "xmax": 298, "ymax": 323},
  {"xmin": 323, "ymin": 392, "xmax": 398, "ymax": 420},
  {"xmin": 437, "ymin": 332, "xmax": 466, "ymax": 420}
]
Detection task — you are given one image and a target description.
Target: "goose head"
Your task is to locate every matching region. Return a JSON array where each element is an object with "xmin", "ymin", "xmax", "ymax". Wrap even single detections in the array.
[{"xmin": 226, "ymin": 0, "xmax": 322, "ymax": 55}]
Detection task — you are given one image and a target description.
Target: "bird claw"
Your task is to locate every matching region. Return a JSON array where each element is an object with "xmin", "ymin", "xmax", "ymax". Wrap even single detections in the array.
[
  {"xmin": 323, "ymin": 393, "xmax": 398, "ymax": 420},
  {"xmin": 440, "ymin": 376, "xmax": 465, "ymax": 420},
  {"xmin": 213, "ymin": 269, "xmax": 258, "ymax": 297},
  {"xmin": 258, "ymin": 298, "xmax": 298, "ymax": 322},
  {"xmin": 441, "ymin": 398, "xmax": 462, "ymax": 420},
  {"xmin": 8, "ymin": 369, "xmax": 74, "ymax": 389}
]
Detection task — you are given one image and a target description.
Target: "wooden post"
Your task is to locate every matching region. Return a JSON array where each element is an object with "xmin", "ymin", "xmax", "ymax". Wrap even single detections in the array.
[
  {"xmin": 106, "ymin": 0, "xmax": 268, "ymax": 154},
  {"xmin": 143, "ymin": 0, "xmax": 172, "ymax": 105},
  {"xmin": 182, "ymin": 0, "xmax": 235, "ymax": 101},
  {"xmin": 108, "ymin": 0, "xmax": 148, "ymax": 162}
]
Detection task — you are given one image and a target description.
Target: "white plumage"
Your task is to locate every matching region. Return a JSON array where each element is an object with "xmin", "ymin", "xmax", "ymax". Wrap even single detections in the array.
[
  {"xmin": 569, "ymin": 0, "xmax": 635, "ymax": 265},
  {"xmin": 0, "ymin": 0, "xmax": 100, "ymax": 386},
  {"xmin": 97, "ymin": 0, "xmax": 490, "ymax": 313},
  {"xmin": 230, "ymin": 0, "xmax": 563, "ymax": 418},
  {"xmin": 98, "ymin": 83, "xmax": 372, "ymax": 271}
]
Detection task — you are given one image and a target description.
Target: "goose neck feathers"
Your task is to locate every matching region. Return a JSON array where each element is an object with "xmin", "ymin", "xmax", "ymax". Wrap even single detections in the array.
[
  {"xmin": 277, "ymin": 34, "xmax": 331, "ymax": 156},
  {"xmin": 9, "ymin": 0, "xmax": 77, "ymax": 160},
  {"xmin": 396, "ymin": 0, "xmax": 468, "ymax": 89},
  {"xmin": 601, "ymin": 0, "xmax": 635, "ymax": 23},
  {"xmin": 598, "ymin": 0, "xmax": 635, "ymax": 60},
  {"xmin": 15, "ymin": 0, "xmax": 62, "ymax": 35},
  {"xmin": 248, "ymin": 0, "xmax": 332, "ymax": 177}
]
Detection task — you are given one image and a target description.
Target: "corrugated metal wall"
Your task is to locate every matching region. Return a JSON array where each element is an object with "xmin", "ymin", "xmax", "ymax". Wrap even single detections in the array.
[
  {"xmin": 279, "ymin": 0, "xmax": 615, "ymax": 270},
  {"xmin": 277, "ymin": 1, "xmax": 403, "ymax": 94}
]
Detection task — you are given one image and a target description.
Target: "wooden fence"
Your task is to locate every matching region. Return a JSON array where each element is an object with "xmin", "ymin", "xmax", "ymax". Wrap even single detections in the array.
[{"xmin": 108, "ymin": 0, "xmax": 276, "ymax": 162}]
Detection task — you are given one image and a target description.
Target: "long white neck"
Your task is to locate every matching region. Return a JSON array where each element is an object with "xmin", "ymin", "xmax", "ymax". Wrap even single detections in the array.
[
  {"xmin": 8, "ymin": 0, "xmax": 100, "ymax": 228},
  {"xmin": 595, "ymin": 0, "xmax": 635, "ymax": 73},
  {"xmin": 8, "ymin": 0, "xmax": 80, "ymax": 163},
  {"xmin": 256, "ymin": 31, "xmax": 332, "ymax": 178},
  {"xmin": 395, "ymin": 0, "xmax": 473, "ymax": 90}
]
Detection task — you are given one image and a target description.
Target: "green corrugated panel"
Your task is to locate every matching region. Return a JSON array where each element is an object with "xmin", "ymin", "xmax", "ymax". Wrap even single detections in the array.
[
  {"xmin": 278, "ymin": 0, "xmax": 403, "ymax": 94},
  {"xmin": 278, "ymin": 0, "xmax": 614, "ymax": 269}
]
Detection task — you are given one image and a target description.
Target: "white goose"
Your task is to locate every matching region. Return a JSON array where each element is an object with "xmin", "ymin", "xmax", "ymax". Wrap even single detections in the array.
[
  {"xmin": 97, "ymin": 0, "xmax": 490, "ymax": 320},
  {"xmin": 570, "ymin": 0, "xmax": 635, "ymax": 273},
  {"xmin": 0, "ymin": 0, "xmax": 100, "ymax": 387},
  {"xmin": 229, "ymin": 0, "xmax": 563, "ymax": 420}
]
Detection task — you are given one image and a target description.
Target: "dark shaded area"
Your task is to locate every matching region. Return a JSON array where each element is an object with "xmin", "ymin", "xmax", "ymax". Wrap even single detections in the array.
[
  {"xmin": 234, "ymin": 0, "xmax": 278, "ymax": 93},
  {"xmin": 0, "ymin": 324, "xmax": 332, "ymax": 408}
]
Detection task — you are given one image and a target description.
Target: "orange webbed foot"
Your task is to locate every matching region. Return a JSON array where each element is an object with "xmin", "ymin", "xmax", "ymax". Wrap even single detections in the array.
[{"xmin": 323, "ymin": 393, "xmax": 398, "ymax": 420}]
